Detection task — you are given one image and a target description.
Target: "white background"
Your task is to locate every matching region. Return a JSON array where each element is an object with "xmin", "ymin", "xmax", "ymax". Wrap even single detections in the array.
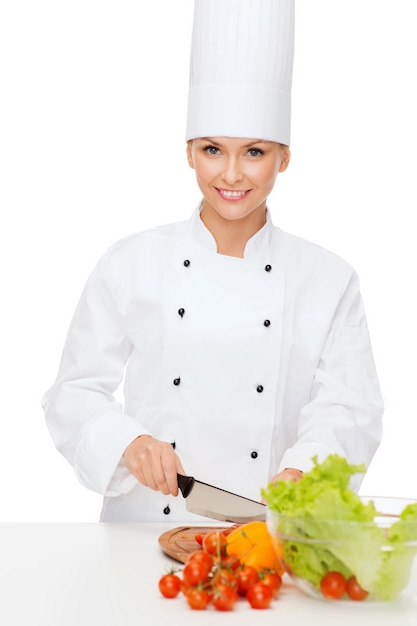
[{"xmin": 1, "ymin": 1, "xmax": 416, "ymax": 522}]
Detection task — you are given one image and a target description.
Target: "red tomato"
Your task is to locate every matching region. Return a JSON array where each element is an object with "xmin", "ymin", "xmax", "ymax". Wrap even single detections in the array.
[
  {"xmin": 212, "ymin": 583, "xmax": 238, "ymax": 611},
  {"xmin": 236, "ymin": 565, "xmax": 260, "ymax": 596},
  {"xmin": 222, "ymin": 524, "xmax": 242, "ymax": 536},
  {"xmin": 158, "ymin": 573, "xmax": 181, "ymax": 598},
  {"xmin": 246, "ymin": 582, "xmax": 273, "ymax": 609},
  {"xmin": 202, "ymin": 531, "xmax": 228, "ymax": 556},
  {"xmin": 346, "ymin": 576, "xmax": 369, "ymax": 601},
  {"xmin": 320, "ymin": 571, "xmax": 347, "ymax": 600},
  {"xmin": 186, "ymin": 549, "xmax": 213, "ymax": 571},
  {"xmin": 180, "ymin": 578, "xmax": 189, "ymax": 595},
  {"xmin": 182, "ymin": 560, "xmax": 211, "ymax": 587},
  {"xmin": 186, "ymin": 588, "xmax": 211, "ymax": 610},
  {"xmin": 213, "ymin": 568, "xmax": 238, "ymax": 591},
  {"xmin": 259, "ymin": 571, "xmax": 282, "ymax": 598},
  {"xmin": 194, "ymin": 533, "xmax": 204, "ymax": 545},
  {"xmin": 214, "ymin": 553, "xmax": 241, "ymax": 571}
]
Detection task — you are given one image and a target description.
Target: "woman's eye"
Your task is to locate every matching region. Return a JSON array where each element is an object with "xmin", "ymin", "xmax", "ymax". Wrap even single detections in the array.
[
  {"xmin": 203, "ymin": 145, "xmax": 219, "ymax": 155},
  {"xmin": 248, "ymin": 148, "xmax": 263, "ymax": 157}
]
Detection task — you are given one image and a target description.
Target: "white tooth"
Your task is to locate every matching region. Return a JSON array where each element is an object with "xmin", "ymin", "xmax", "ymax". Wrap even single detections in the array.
[{"xmin": 221, "ymin": 190, "xmax": 244, "ymax": 197}]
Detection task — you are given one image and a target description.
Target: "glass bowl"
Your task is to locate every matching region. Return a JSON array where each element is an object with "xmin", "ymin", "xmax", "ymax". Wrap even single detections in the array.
[{"xmin": 266, "ymin": 496, "xmax": 417, "ymax": 604}]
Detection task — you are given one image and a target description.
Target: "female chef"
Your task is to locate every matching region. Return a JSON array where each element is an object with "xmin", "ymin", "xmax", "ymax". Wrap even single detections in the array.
[{"xmin": 43, "ymin": 0, "xmax": 384, "ymax": 522}]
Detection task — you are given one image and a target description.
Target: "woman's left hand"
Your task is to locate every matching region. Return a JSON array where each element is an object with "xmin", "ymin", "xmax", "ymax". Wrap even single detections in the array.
[{"xmin": 269, "ymin": 467, "xmax": 304, "ymax": 483}]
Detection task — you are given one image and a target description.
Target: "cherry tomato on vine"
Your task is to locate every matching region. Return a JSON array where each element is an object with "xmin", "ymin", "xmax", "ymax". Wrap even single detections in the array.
[
  {"xmin": 186, "ymin": 588, "xmax": 211, "ymax": 610},
  {"xmin": 246, "ymin": 582, "xmax": 273, "ymax": 609},
  {"xmin": 194, "ymin": 533, "xmax": 204, "ymax": 545},
  {"xmin": 346, "ymin": 576, "xmax": 369, "ymax": 601},
  {"xmin": 212, "ymin": 583, "xmax": 238, "ymax": 611},
  {"xmin": 202, "ymin": 531, "xmax": 228, "ymax": 556},
  {"xmin": 180, "ymin": 578, "xmax": 190, "ymax": 596},
  {"xmin": 214, "ymin": 553, "xmax": 241, "ymax": 571},
  {"xmin": 158, "ymin": 573, "xmax": 181, "ymax": 598},
  {"xmin": 182, "ymin": 560, "xmax": 211, "ymax": 587},
  {"xmin": 236, "ymin": 565, "xmax": 259, "ymax": 596},
  {"xmin": 259, "ymin": 571, "xmax": 282, "ymax": 598},
  {"xmin": 222, "ymin": 524, "xmax": 241, "ymax": 536},
  {"xmin": 186, "ymin": 549, "xmax": 213, "ymax": 571},
  {"xmin": 213, "ymin": 567, "xmax": 238, "ymax": 591},
  {"xmin": 320, "ymin": 571, "xmax": 347, "ymax": 599}
]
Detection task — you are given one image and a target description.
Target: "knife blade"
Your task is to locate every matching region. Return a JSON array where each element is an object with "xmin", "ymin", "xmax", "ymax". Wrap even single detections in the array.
[{"xmin": 177, "ymin": 473, "xmax": 266, "ymax": 523}]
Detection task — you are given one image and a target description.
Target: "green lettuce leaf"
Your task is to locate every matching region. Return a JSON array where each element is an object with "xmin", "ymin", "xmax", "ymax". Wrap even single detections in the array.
[
  {"xmin": 373, "ymin": 503, "xmax": 417, "ymax": 599},
  {"xmin": 262, "ymin": 455, "xmax": 417, "ymax": 600}
]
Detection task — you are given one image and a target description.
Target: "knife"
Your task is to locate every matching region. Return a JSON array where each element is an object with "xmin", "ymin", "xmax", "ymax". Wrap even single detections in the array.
[{"xmin": 177, "ymin": 473, "xmax": 266, "ymax": 523}]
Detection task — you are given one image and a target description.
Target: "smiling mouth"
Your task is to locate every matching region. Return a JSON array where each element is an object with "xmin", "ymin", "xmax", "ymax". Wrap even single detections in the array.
[{"xmin": 215, "ymin": 188, "xmax": 250, "ymax": 200}]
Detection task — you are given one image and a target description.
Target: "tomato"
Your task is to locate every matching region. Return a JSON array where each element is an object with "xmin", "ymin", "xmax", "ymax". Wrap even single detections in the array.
[
  {"xmin": 214, "ymin": 553, "xmax": 241, "ymax": 571},
  {"xmin": 194, "ymin": 533, "xmax": 204, "ymax": 545},
  {"xmin": 158, "ymin": 573, "xmax": 181, "ymax": 598},
  {"xmin": 236, "ymin": 565, "xmax": 259, "ymax": 596},
  {"xmin": 320, "ymin": 571, "xmax": 347, "ymax": 600},
  {"xmin": 212, "ymin": 583, "xmax": 238, "ymax": 611},
  {"xmin": 259, "ymin": 571, "xmax": 282, "ymax": 598},
  {"xmin": 246, "ymin": 582, "xmax": 273, "ymax": 609},
  {"xmin": 186, "ymin": 588, "xmax": 211, "ymax": 610},
  {"xmin": 346, "ymin": 576, "xmax": 369, "ymax": 601},
  {"xmin": 186, "ymin": 549, "xmax": 213, "ymax": 571},
  {"xmin": 182, "ymin": 560, "xmax": 211, "ymax": 587},
  {"xmin": 213, "ymin": 568, "xmax": 238, "ymax": 591},
  {"xmin": 180, "ymin": 578, "xmax": 189, "ymax": 595},
  {"xmin": 223, "ymin": 524, "xmax": 242, "ymax": 536},
  {"xmin": 202, "ymin": 531, "xmax": 228, "ymax": 556}
]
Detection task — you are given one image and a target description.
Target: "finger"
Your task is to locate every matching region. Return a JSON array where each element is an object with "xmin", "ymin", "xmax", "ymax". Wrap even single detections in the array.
[
  {"xmin": 149, "ymin": 458, "xmax": 171, "ymax": 496},
  {"xmin": 166, "ymin": 457, "xmax": 188, "ymax": 498},
  {"xmin": 126, "ymin": 439, "xmax": 166, "ymax": 492},
  {"xmin": 132, "ymin": 454, "xmax": 159, "ymax": 491},
  {"xmin": 147, "ymin": 441, "xmax": 181, "ymax": 495},
  {"xmin": 142, "ymin": 462, "xmax": 162, "ymax": 492},
  {"xmin": 124, "ymin": 436, "xmax": 156, "ymax": 488},
  {"xmin": 159, "ymin": 450, "xmax": 183, "ymax": 497},
  {"xmin": 284, "ymin": 468, "xmax": 303, "ymax": 482}
]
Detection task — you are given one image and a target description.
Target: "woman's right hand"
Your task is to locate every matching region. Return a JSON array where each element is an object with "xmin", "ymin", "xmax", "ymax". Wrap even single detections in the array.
[{"xmin": 123, "ymin": 435, "xmax": 186, "ymax": 496}]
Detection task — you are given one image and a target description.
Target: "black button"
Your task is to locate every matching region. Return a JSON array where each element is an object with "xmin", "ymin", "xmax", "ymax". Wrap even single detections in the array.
[
  {"xmin": 163, "ymin": 505, "xmax": 171, "ymax": 515},
  {"xmin": 251, "ymin": 451, "xmax": 258, "ymax": 459},
  {"xmin": 171, "ymin": 441, "xmax": 176, "ymax": 450},
  {"xmin": 256, "ymin": 385, "xmax": 264, "ymax": 393},
  {"xmin": 173, "ymin": 377, "xmax": 181, "ymax": 386},
  {"xmin": 178, "ymin": 308, "xmax": 185, "ymax": 317},
  {"xmin": 264, "ymin": 264, "xmax": 272, "ymax": 272},
  {"xmin": 183, "ymin": 259, "xmax": 190, "ymax": 267},
  {"xmin": 263, "ymin": 319, "xmax": 271, "ymax": 327}
]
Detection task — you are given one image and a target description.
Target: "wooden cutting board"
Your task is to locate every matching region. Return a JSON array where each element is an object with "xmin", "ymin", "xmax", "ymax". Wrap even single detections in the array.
[{"xmin": 158, "ymin": 526, "xmax": 231, "ymax": 563}]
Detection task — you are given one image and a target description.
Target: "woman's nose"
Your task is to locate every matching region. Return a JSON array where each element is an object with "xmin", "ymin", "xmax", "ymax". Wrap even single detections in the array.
[{"xmin": 221, "ymin": 157, "xmax": 243, "ymax": 185}]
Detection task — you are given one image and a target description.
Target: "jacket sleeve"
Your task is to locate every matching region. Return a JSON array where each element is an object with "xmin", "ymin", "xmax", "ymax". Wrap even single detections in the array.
[
  {"xmin": 42, "ymin": 249, "xmax": 147, "ymax": 496},
  {"xmin": 278, "ymin": 270, "xmax": 384, "ymax": 490}
]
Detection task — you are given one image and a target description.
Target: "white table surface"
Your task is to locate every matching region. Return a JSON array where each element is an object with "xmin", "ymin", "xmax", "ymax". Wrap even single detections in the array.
[{"xmin": 0, "ymin": 523, "xmax": 416, "ymax": 626}]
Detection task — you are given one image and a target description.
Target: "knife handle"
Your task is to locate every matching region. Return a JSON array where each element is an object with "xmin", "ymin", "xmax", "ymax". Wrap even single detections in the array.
[{"xmin": 177, "ymin": 473, "xmax": 195, "ymax": 498}]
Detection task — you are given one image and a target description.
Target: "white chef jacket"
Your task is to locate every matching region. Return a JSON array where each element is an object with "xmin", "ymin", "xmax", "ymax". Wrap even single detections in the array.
[{"xmin": 43, "ymin": 206, "xmax": 384, "ymax": 522}]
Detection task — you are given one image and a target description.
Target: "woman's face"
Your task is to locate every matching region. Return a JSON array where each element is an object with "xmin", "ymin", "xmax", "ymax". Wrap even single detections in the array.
[{"xmin": 186, "ymin": 137, "xmax": 290, "ymax": 223}]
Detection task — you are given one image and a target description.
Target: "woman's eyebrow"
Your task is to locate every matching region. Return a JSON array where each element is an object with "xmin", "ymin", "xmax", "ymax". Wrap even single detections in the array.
[
  {"xmin": 201, "ymin": 137, "xmax": 222, "ymax": 146},
  {"xmin": 201, "ymin": 138, "xmax": 268, "ymax": 148},
  {"xmin": 243, "ymin": 140, "xmax": 269, "ymax": 147}
]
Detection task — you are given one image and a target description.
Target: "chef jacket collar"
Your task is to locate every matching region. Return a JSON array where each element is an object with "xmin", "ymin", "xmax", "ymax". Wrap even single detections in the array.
[{"xmin": 192, "ymin": 202, "xmax": 274, "ymax": 258}]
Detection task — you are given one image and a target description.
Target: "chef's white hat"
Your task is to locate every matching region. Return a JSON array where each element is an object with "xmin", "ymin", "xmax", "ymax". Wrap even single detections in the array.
[{"xmin": 186, "ymin": 0, "xmax": 295, "ymax": 145}]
